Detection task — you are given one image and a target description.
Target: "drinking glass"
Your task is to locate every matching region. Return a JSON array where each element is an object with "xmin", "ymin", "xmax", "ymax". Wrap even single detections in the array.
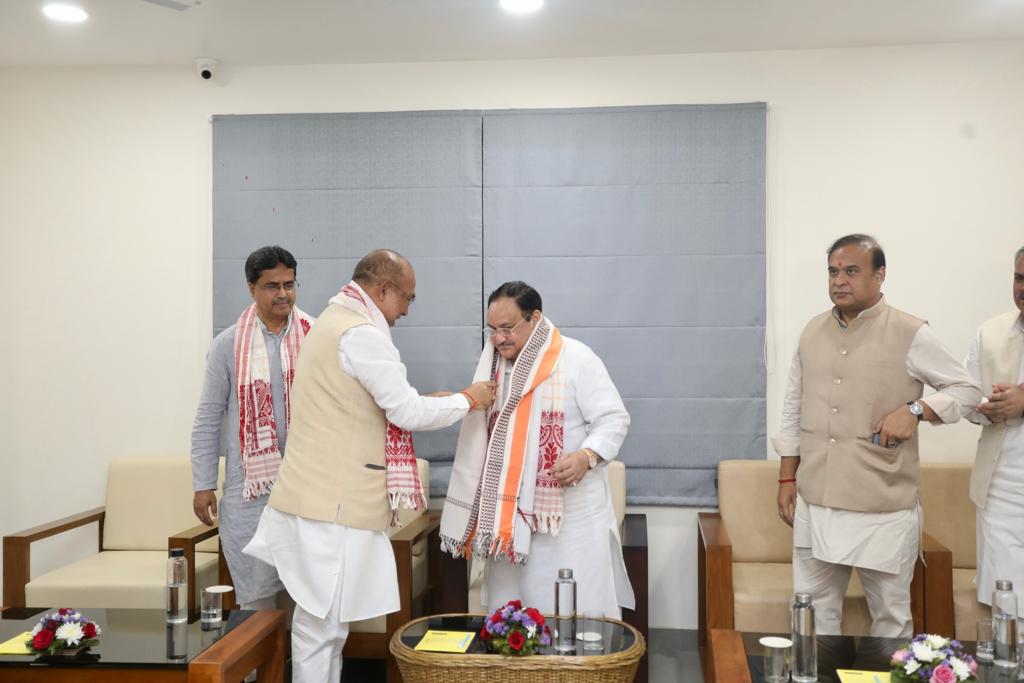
[
  {"xmin": 759, "ymin": 635, "xmax": 792, "ymax": 683},
  {"xmin": 977, "ymin": 617, "xmax": 994, "ymax": 662},
  {"xmin": 578, "ymin": 611, "xmax": 605, "ymax": 651}
]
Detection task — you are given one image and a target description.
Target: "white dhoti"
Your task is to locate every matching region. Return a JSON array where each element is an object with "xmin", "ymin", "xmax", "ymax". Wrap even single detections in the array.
[
  {"xmin": 792, "ymin": 493, "xmax": 919, "ymax": 638},
  {"xmin": 481, "ymin": 467, "xmax": 635, "ymax": 618},
  {"xmin": 976, "ymin": 446, "xmax": 1024, "ymax": 614},
  {"xmin": 243, "ymin": 507, "xmax": 397, "ymax": 683}
]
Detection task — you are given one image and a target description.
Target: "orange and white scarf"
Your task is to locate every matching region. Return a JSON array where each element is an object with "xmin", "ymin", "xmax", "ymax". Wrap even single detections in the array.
[
  {"xmin": 234, "ymin": 304, "xmax": 314, "ymax": 501},
  {"xmin": 440, "ymin": 317, "xmax": 566, "ymax": 565},
  {"xmin": 330, "ymin": 281, "xmax": 426, "ymax": 524}
]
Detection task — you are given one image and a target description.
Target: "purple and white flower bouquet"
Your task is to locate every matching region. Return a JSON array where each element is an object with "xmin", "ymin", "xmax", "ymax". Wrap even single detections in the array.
[{"xmin": 890, "ymin": 633, "xmax": 977, "ymax": 683}]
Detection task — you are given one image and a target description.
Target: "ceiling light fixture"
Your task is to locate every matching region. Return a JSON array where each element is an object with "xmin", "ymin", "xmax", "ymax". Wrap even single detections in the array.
[
  {"xmin": 500, "ymin": 0, "xmax": 543, "ymax": 14},
  {"xmin": 42, "ymin": 3, "xmax": 88, "ymax": 22}
]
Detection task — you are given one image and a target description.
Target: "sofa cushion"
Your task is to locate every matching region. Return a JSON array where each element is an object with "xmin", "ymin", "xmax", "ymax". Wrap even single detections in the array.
[
  {"xmin": 104, "ymin": 457, "xmax": 220, "ymax": 553},
  {"xmin": 719, "ymin": 460, "xmax": 793, "ymax": 564},
  {"xmin": 953, "ymin": 567, "xmax": 987, "ymax": 641},
  {"xmin": 25, "ymin": 550, "xmax": 218, "ymax": 609},
  {"xmin": 733, "ymin": 562, "xmax": 871, "ymax": 636},
  {"xmin": 918, "ymin": 463, "xmax": 976, "ymax": 570}
]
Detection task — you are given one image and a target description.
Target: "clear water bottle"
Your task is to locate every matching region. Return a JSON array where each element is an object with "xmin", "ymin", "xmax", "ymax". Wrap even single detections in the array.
[
  {"xmin": 791, "ymin": 592, "xmax": 817, "ymax": 682},
  {"xmin": 992, "ymin": 579, "xmax": 1018, "ymax": 669},
  {"xmin": 166, "ymin": 547, "xmax": 188, "ymax": 624},
  {"xmin": 554, "ymin": 568, "xmax": 577, "ymax": 653}
]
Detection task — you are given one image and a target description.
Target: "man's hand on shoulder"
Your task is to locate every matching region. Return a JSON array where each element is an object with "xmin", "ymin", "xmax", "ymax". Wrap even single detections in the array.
[{"xmin": 193, "ymin": 490, "xmax": 218, "ymax": 526}]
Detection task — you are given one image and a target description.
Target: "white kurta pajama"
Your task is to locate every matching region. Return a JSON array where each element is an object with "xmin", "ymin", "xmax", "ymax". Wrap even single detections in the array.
[
  {"xmin": 965, "ymin": 316, "xmax": 1024, "ymax": 613},
  {"xmin": 244, "ymin": 284, "xmax": 469, "ymax": 683},
  {"xmin": 478, "ymin": 336, "xmax": 634, "ymax": 618},
  {"xmin": 775, "ymin": 314, "xmax": 979, "ymax": 637}
]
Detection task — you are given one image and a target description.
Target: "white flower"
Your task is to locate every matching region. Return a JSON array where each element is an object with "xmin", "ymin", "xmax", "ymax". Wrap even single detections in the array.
[
  {"xmin": 926, "ymin": 634, "xmax": 949, "ymax": 649},
  {"xmin": 949, "ymin": 657, "xmax": 970, "ymax": 680},
  {"xmin": 55, "ymin": 622, "xmax": 84, "ymax": 647},
  {"xmin": 526, "ymin": 625, "xmax": 536, "ymax": 638},
  {"xmin": 911, "ymin": 641, "xmax": 937, "ymax": 662},
  {"xmin": 904, "ymin": 659, "xmax": 921, "ymax": 675},
  {"xmin": 92, "ymin": 624, "xmax": 102, "ymax": 637}
]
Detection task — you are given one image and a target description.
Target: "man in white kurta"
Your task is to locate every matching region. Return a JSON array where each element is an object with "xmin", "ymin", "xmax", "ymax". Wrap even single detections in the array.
[
  {"xmin": 243, "ymin": 250, "xmax": 495, "ymax": 683},
  {"xmin": 965, "ymin": 247, "xmax": 1024, "ymax": 613},
  {"xmin": 441, "ymin": 281, "xmax": 634, "ymax": 620},
  {"xmin": 774, "ymin": 235, "xmax": 979, "ymax": 638}
]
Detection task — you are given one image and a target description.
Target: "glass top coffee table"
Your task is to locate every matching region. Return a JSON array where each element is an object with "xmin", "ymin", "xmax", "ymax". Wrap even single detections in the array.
[
  {"xmin": 0, "ymin": 607, "xmax": 285, "ymax": 682},
  {"xmin": 709, "ymin": 629, "xmax": 1013, "ymax": 683},
  {"xmin": 390, "ymin": 613, "xmax": 645, "ymax": 683}
]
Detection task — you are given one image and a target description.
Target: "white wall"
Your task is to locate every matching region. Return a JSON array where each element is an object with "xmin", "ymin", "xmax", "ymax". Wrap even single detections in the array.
[{"xmin": 2, "ymin": 39, "xmax": 1022, "ymax": 629}]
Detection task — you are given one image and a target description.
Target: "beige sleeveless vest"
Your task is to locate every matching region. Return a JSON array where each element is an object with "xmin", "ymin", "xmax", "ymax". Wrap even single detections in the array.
[
  {"xmin": 969, "ymin": 310, "xmax": 1023, "ymax": 509},
  {"xmin": 797, "ymin": 299, "xmax": 925, "ymax": 513},
  {"xmin": 268, "ymin": 304, "xmax": 390, "ymax": 531}
]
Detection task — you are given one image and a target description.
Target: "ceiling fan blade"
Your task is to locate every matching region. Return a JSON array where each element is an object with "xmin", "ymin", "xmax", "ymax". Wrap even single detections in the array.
[{"xmin": 140, "ymin": 0, "xmax": 193, "ymax": 10}]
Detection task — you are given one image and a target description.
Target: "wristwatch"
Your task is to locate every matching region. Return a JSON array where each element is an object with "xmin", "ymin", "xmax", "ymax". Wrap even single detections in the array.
[
  {"xmin": 584, "ymin": 449, "xmax": 599, "ymax": 469},
  {"xmin": 907, "ymin": 401, "xmax": 924, "ymax": 421}
]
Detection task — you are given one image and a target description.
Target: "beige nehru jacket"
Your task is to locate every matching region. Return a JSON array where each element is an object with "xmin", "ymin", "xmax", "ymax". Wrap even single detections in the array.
[
  {"xmin": 268, "ymin": 304, "xmax": 390, "ymax": 531},
  {"xmin": 968, "ymin": 310, "xmax": 1024, "ymax": 509},
  {"xmin": 797, "ymin": 300, "xmax": 925, "ymax": 513}
]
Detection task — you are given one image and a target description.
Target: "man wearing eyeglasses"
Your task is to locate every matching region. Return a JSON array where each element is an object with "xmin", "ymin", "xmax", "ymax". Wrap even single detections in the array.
[
  {"xmin": 190, "ymin": 245, "xmax": 314, "ymax": 617},
  {"xmin": 440, "ymin": 281, "xmax": 634, "ymax": 621},
  {"xmin": 243, "ymin": 249, "xmax": 496, "ymax": 683}
]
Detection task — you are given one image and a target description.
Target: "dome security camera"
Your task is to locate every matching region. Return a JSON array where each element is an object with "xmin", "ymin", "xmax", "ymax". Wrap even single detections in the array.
[{"xmin": 195, "ymin": 58, "xmax": 219, "ymax": 81}]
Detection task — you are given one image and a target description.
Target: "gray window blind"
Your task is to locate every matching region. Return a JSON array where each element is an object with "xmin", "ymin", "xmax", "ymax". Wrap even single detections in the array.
[{"xmin": 212, "ymin": 104, "xmax": 765, "ymax": 506}]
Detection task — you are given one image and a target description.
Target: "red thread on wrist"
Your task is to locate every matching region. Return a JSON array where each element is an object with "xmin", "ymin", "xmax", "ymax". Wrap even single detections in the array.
[
  {"xmin": 459, "ymin": 390, "xmax": 477, "ymax": 410},
  {"xmin": 778, "ymin": 478, "xmax": 796, "ymax": 484}
]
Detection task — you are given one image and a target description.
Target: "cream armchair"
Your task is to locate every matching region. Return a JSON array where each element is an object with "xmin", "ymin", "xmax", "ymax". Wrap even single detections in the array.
[
  {"xmin": 698, "ymin": 459, "xmax": 950, "ymax": 657},
  {"xmin": 3, "ymin": 457, "xmax": 220, "ymax": 616},
  {"xmin": 918, "ymin": 463, "xmax": 981, "ymax": 640}
]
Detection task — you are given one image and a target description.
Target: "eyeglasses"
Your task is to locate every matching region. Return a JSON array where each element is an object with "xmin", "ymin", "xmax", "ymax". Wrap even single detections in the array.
[
  {"xmin": 484, "ymin": 315, "xmax": 530, "ymax": 339},
  {"xmin": 257, "ymin": 281, "xmax": 298, "ymax": 293}
]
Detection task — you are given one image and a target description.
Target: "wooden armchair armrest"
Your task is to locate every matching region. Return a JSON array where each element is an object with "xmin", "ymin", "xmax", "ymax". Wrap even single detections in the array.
[
  {"xmin": 919, "ymin": 531, "xmax": 953, "ymax": 636},
  {"xmin": 3, "ymin": 507, "xmax": 106, "ymax": 608},
  {"xmin": 386, "ymin": 512, "xmax": 442, "ymax": 639},
  {"xmin": 169, "ymin": 522, "xmax": 220, "ymax": 620},
  {"xmin": 697, "ymin": 511, "xmax": 734, "ymax": 649}
]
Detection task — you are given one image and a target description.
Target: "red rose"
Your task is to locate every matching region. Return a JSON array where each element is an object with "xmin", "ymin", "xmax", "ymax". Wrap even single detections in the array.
[
  {"xmin": 507, "ymin": 630, "xmax": 526, "ymax": 652},
  {"xmin": 489, "ymin": 611, "xmax": 503, "ymax": 624},
  {"xmin": 82, "ymin": 622, "xmax": 97, "ymax": 639},
  {"xmin": 525, "ymin": 607, "xmax": 545, "ymax": 627},
  {"xmin": 479, "ymin": 626, "xmax": 491, "ymax": 641},
  {"xmin": 58, "ymin": 608, "xmax": 69, "ymax": 616},
  {"xmin": 32, "ymin": 629, "xmax": 55, "ymax": 650},
  {"xmin": 506, "ymin": 600, "xmax": 522, "ymax": 611}
]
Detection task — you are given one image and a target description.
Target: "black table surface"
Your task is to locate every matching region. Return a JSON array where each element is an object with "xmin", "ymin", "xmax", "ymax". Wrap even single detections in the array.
[
  {"xmin": 398, "ymin": 613, "xmax": 637, "ymax": 657},
  {"xmin": 741, "ymin": 632, "xmax": 1015, "ymax": 683},
  {"xmin": 0, "ymin": 607, "xmax": 254, "ymax": 669}
]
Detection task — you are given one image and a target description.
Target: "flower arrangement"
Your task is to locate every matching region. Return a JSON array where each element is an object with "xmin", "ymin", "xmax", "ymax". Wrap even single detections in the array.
[
  {"xmin": 890, "ymin": 634, "xmax": 977, "ymax": 683},
  {"xmin": 479, "ymin": 599, "xmax": 552, "ymax": 656},
  {"xmin": 26, "ymin": 608, "xmax": 101, "ymax": 655}
]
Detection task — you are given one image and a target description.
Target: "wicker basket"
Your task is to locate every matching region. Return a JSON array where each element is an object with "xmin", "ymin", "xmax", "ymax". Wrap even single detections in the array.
[{"xmin": 389, "ymin": 613, "xmax": 646, "ymax": 683}]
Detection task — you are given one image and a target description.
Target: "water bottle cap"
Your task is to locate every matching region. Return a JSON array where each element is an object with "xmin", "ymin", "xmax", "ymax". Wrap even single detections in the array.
[
  {"xmin": 794, "ymin": 592, "xmax": 812, "ymax": 605},
  {"xmin": 558, "ymin": 568, "xmax": 573, "ymax": 579},
  {"xmin": 169, "ymin": 548, "xmax": 185, "ymax": 558},
  {"xmin": 996, "ymin": 579, "xmax": 1014, "ymax": 591}
]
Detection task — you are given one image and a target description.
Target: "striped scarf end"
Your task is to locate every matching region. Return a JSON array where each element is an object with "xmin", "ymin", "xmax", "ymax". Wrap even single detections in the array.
[
  {"xmin": 241, "ymin": 478, "xmax": 274, "ymax": 502},
  {"xmin": 439, "ymin": 534, "xmax": 467, "ymax": 559},
  {"xmin": 536, "ymin": 514, "xmax": 563, "ymax": 538},
  {"xmin": 388, "ymin": 490, "xmax": 426, "ymax": 512}
]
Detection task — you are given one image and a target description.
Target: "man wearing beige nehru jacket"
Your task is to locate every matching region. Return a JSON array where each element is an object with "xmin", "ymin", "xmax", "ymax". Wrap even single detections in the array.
[{"xmin": 773, "ymin": 234, "xmax": 980, "ymax": 638}]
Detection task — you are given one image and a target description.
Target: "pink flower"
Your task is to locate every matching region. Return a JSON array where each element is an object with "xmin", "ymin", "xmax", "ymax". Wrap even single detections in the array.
[
  {"xmin": 891, "ymin": 649, "xmax": 908, "ymax": 663},
  {"xmin": 930, "ymin": 664, "xmax": 955, "ymax": 683},
  {"xmin": 969, "ymin": 658, "xmax": 978, "ymax": 674}
]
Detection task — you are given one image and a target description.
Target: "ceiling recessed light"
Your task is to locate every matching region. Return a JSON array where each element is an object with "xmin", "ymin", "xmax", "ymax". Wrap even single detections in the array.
[
  {"xmin": 500, "ymin": 0, "xmax": 543, "ymax": 14},
  {"xmin": 42, "ymin": 3, "xmax": 88, "ymax": 23}
]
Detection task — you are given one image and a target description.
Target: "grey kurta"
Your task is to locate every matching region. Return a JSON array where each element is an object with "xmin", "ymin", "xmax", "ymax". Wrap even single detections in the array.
[{"xmin": 191, "ymin": 320, "xmax": 290, "ymax": 604}]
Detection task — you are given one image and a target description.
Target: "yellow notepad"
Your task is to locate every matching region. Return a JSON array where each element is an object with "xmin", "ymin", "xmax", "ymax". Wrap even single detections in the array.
[
  {"xmin": 414, "ymin": 630, "xmax": 476, "ymax": 653},
  {"xmin": 0, "ymin": 632, "xmax": 34, "ymax": 656},
  {"xmin": 836, "ymin": 670, "xmax": 890, "ymax": 683}
]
